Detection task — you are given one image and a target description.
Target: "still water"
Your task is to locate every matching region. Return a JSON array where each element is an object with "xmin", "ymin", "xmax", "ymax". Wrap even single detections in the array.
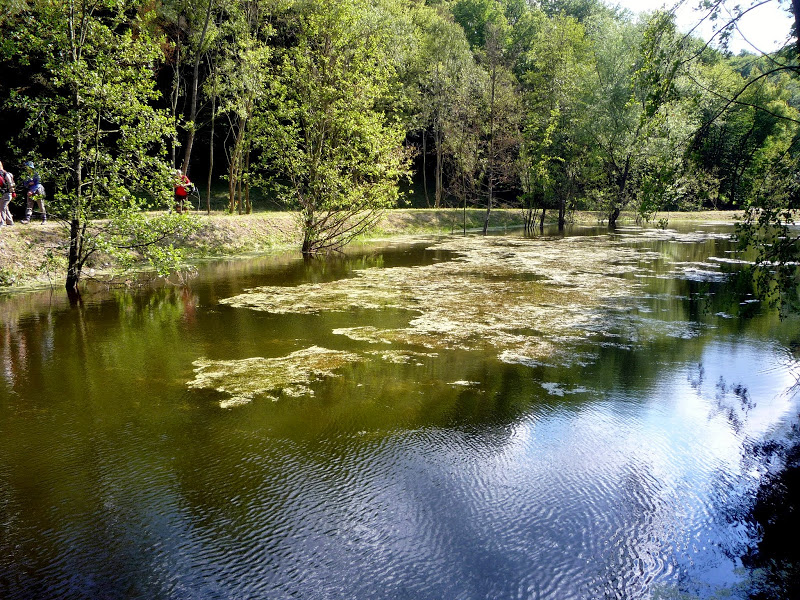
[{"xmin": 1, "ymin": 223, "xmax": 798, "ymax": 599}]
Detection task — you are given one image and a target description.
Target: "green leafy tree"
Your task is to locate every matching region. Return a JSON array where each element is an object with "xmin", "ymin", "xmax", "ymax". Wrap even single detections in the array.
[
  {"xmin": 733, "ymin": 77, "xmax": 800, "ymax": 310},
  {"xmin": 479, "ymin": 21, "xmax": 522, "ymax": 234},
  {"xmin": 412, "ymin": 7, "xmax": 477, "ymax": 207},
  {"xmin": 256, "ymin": 0, "xmax": 411, "ymax": 255},
  {"xmin": 519, "ymin": 12, "xmax": 593, "ymax": 231},
  {"xmin": 678, "ymin": 1, "xmax": 800, "ymax": 309},
  {"xmin": 581, "ymin": 14, "xmax": 647, "ymax": 227},
  {"xmin": 580, "ymin": 11, "xmax": 697, "ymax": 227},
  {"xmin": 452, "ymin": 0, "xmax": 524, "ymax": 233},
  {"xmin": 9, "ymin": 0, "xmax": 196, "ymax": 295},
  {"xmin": 215, "ymin": 0, "xmax": 274, "ymax": 214}
]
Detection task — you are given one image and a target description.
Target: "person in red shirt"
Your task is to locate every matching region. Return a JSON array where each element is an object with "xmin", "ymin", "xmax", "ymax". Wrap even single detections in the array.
[{"xmin": 173, "ymin": 169, "xmax": 193, "ymax": 213}]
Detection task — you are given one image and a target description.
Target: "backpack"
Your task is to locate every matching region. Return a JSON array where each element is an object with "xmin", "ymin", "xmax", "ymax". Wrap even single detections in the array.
[{"xmin": 0, "ymin": 170, "xmax": 14, "ymax": 195}]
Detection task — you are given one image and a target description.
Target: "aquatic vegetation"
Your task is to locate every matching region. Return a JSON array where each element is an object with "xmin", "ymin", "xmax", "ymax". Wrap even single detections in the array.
[
  {"xmin": 449, "ymin": 380, "xmax": 481, "ymax": 387},
  {"xmin": 540, "ymin": 382, "xmax": 591, "ymax": 396},
  {"xmin": 188, "ymin": 346, "xmax": 361, "ymax": 408},
  {"xmin": 200, "ymin": 230, "xmax": 741, "ymax": 405},
  {"xmin": 221, "ymin": 235, "xmax": 649, "ymax": 365},
  {"xmin": 365, "ymin": 349, "xmax": 438, "ymax": 364}
]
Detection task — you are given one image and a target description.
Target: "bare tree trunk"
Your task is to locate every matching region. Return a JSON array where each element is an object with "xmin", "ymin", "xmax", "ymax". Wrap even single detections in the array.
[
  {"xmin": 207, "ymin": 79, "xmax": 215, "ymax": 214},
  {"xmin": 170, "ymin": 42, "xmax": 181, "ymax": 168},
  {"xmin": 227, "ymin": 116, "xmax": 247, "ymax": 212},
  {"xmin": 301, "ymin": 209, "xmax": 315, "ymax": 257},
  {"xmin": 483, "ymin": 62, "xmax": 496, "ymax": 236},
  {"xmin": 206, "ymin": 55, "xmax": 218, "ymax": 215},
  {"xmin": 66, "ymin": 91, "xmax": 83, "ymax": 297},
  {"xmin": 181, "ymin": 0, "xmax": 214, "ymax": 176},
  {"xmin": 435, "ymin": 120, "xmax": 443, "ymax": 208},
  {"xmin": 608, "ymin": 206, "xmax": 621, "ymax": 228},
  {"xmin": 422, "ymin": 130, "xmax": 429, "ymax": 207}
]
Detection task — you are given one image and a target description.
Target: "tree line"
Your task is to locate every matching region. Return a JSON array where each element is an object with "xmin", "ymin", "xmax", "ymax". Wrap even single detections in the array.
[{"xmin": 0, "ymin": 0, "xmax": 797, "ymax": 302}]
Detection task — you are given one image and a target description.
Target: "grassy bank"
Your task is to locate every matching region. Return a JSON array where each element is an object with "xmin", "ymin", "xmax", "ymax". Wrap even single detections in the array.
[{"xmin": 0, "ymin": 208, "xmax": 742, "ymax": 292}]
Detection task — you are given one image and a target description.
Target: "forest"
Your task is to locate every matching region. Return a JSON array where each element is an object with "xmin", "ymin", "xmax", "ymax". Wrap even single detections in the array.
[{"xmin": 0, "ymin": 0, "xmax": 798, "ymax": 301}]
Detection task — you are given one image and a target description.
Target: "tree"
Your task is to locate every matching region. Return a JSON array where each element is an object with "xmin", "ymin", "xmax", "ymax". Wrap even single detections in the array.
[
  {"xmin": 580, "ymin": 11, "xmax": 698, "ymax": 227},
  {"xmin": 519, "ymin": 12, "xmax": 593, "ymax": 231},
  {"xmin": 689, "ymin": 60, "xmax": 797, "ymax": 207},
  {"xmin": 441, "ymin": 58, "xmax": 489, "ymax": 226},
  {"xmin": 412, "ymin": 8, "xmax": 477, "ymax": 208},
  {"xmin": 10, "ymin": 0, "xmax": 196, "ymax": 296},
  {"xmin": 452, "ymin": 0, "xmax": 523, "ymax": 234},
  {"xmin": 256, "ymin": 0, "xmax": 411, "ymax": 256},
  {"xmin": 479, "ymin": 22, "xmax": 522, "ymax": 234},
  {"xmin": 215, "ymin": 0, "xmax": 273, "ymax": 214},
  {"xmin": 178, "ymin": 0, "xmax": 217, "ymax": 176},
  {"xmin": 681, "ymin": 0, "xmax": 800, "ymax": 309}
]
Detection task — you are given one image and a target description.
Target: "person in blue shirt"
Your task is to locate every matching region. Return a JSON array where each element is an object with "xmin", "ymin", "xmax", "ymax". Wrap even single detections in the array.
[{"xmin": 21, "ymin": 161, "xmax": 46, "ymax": 224}]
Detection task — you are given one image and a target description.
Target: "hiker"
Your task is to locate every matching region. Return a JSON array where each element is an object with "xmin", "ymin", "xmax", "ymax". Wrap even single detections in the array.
[
  {"xmin": 21, "ymin": 161, "xmax": 47, "ymax": 224},
  {"xmin": 173, "ymin": 169, "xmax": 193, "ymax": 213},
  {"xmin": 0, "ymin": 161, "xmax": 16, "ymax": 227}
]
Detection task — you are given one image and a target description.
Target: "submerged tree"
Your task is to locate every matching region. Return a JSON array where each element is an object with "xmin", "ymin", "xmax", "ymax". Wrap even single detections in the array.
[
  {"xmin": 10, "ymin": 0, "xmax": 196, "ymax": 296},
  {"xmin": 257, "ymin": 0, "xmax": 410, "ymax": 256}
]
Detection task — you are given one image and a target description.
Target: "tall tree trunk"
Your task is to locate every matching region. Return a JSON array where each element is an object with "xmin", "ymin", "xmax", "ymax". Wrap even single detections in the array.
[
  {"xmin": 206, "ymin": 57, "xmax": 217, "ymax": 215},
  {"xmin": 181, "ymin": 0, "xmax": 214, "ymax": 176},
  {"xmin": 207, "ymin": 87, "xmax": 215, "ymax": 214},
  {"xmin": 170, "ymin": 42, "xmax": 181, "ymax": 168},
  {"xmin": 483, "ymin": 63, "xmax": 496, "ymax": 236},
  {"xmin": 228, "ymin": 115, "xmax": 247, "ymax": 212},
  {"xmin": 66, "ymin": 91, "xmax": 83, "ymax": 296},
  {"xmin": 435, "ymin": 119, "xmax": 443, "ymax": 208},
  {"xmin": 422, "ymin": 130, "xmax": 429, "ymax": 207}
]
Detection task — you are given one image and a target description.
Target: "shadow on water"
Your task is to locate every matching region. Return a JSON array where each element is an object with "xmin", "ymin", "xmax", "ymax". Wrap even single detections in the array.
[{"xmin": 740, "ymin": 371, "xmax": 800, "ymax": 600}]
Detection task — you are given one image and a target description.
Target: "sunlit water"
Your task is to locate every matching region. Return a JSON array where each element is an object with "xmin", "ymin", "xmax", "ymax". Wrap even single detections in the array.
[{"xmin": 1, "ymin": 223, "xmax": 798, "ymax": 599}]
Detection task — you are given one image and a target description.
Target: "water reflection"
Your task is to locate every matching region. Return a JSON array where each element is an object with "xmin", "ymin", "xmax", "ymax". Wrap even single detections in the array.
[{"xmin": 0, "ymin": 224, "xmax": 798, "ymax": 600}]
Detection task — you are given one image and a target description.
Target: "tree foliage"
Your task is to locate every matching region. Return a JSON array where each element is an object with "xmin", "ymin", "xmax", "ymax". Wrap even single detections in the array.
[
  {"xmin": 256, "ymin": 0, "xmax": 410, "ymax": 255},
  {"xmin": 4, "ymin": 0, "xmax": 197, "ymax": 294},
  {"xmin": 0, "ymin": 0, "xmax": 798, "ymax": 305}
]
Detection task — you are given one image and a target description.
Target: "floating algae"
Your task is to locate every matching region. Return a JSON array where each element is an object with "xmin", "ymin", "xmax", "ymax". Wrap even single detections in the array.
[
  {"xmin": 365, "ymin": 349, "xmax": 439, "ymax": 364},
  {"xmin": 220, "ymin": 235, "xmax": 648, "ymax": 365},
  {"xmin": 188, "ymin": 346, "xmax": 361, "ymax": 408},
  {"xmin": 216, "ymin": 232, "xmax": 730, "ymax": 369}
]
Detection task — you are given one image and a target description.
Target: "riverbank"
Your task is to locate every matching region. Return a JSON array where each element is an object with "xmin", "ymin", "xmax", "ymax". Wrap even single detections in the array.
[{"xmin": 0, "ymin": 208, "xmax": 743, "ymax": 292}]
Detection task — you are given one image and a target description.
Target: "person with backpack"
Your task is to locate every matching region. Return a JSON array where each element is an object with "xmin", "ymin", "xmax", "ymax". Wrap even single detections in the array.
[
  {"xmin": 0, "ymin": 161, "xmax": 16, "ymax": 227},
  {"xmin": 173, "ymin": 169, "xmax": 194, "ymax": 213},
  {"xmin": 20, "ymin": 161, "xmax": 47, "ymax": 224}
]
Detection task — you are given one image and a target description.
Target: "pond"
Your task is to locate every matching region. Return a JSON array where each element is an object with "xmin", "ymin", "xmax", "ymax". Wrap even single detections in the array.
[{"xmin": 1, "ymin": 222, "xmax": 798, "ymax": 599}]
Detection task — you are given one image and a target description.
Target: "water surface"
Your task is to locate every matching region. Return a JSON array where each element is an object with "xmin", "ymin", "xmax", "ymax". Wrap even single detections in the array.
[{"xmin": 1, "ymin": 223, "xmax": 798, "ymax": 599}]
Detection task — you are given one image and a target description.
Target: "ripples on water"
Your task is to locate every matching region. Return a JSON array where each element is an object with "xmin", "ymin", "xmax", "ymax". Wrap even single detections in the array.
[{"xmin": 1, "ymin": 225, "xmax": 799, "ymax": 599}]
